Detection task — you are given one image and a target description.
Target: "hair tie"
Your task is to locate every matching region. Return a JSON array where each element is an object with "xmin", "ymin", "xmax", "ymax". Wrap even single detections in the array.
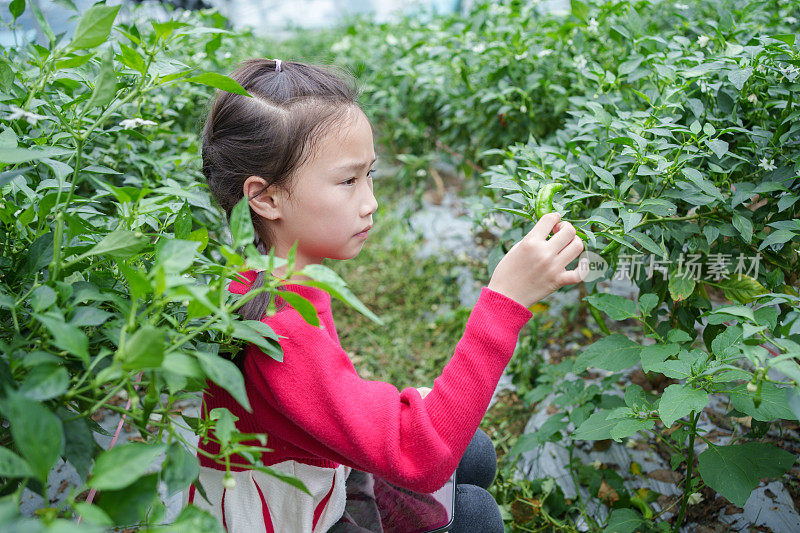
[{"xmin": 274, "ymin": 59, "xmax": 282, "ymax": 72}]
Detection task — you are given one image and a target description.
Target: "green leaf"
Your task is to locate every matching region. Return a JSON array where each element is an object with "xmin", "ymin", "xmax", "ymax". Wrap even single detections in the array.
[
  {"xmin": 229, "ymin": 196, "xmax": 255, "ymax": 248},
  {"xmin": 229, "ymin": 320, "xmax": 283, "ymax": 361},
  {"xmin": 758, "ymin": 229, "xmax": 795, "ymax": 251},
  {"xmin": 30, "ymin": 2, "xmax": 55, "ymax": 44},
  {"xmin": 164, "ymin": 505, "xmax": 225, "ymax": 533},
  {"xmin": 181, "ymin": 72, "xmax": 250, "ymax": 96},
  {"xmin": 31, "ymin": 285, "xmax": 56, "ymax": 312},
  {"xmin": 668, "ymin": 271, "xmax": 695, "ymax": 302},
  {"xmin": 637, "ymin": 294, "xmax": 659, "ymax": 317},
  {"xmin": 719, "ymin": 274, "xmax": 767, "ymax": 304},
  {"xmin": 8, "ymin": 0, "xmax": 24, "ymax": 20},
  {"xmin": 573, "ymin": 334, "xmax": 642, "ymax": 373},
  {"xmin": 274, "ymin": 290, "xmax": 319, "ymax": 327},
  {"xmin": 572, "ymin": 410, "xmax": 616, "ymax": 441},
  {"xmin": 194, "ymin": 350, "xmax": 252, "ymax": 412},
  {"xmin": 659, "ymin": 384, "xmax": 708, "ymax": 428},
  {"xmin": 0, "ymin": 146, "xmax": 72, "ymax": 164},
  {"xmin": 609, "ymin": 418, "xmax": 654, "ymax": 441},
  {"xmin": 727, "ymin": 67, "xmax": 752, "ymax": 91},
  {"xmin": 209, "ymin": 407, "xmax": 237, "ymax": 446},
  {"xmin": 95, "ymin": 472, "xmax": 160, "ymax": 525},
  {"xmin": 583, "ymin": 293, "xmax": 637, "ymax": 321},
  {"xmin": 70, "ymin": 4, "xmax": 122, "ymax": 49},
  {"xmin": 590, "ymin": 165, "xmax": 616, "ymax": 188},
  {"xmin": 0, "ymin": 447, "xmax": 33, "ymax": 478},
  {"xmin": 162, "ymin": 443, "xmax": 200, "ymax": 496},
  {"xmin": 118, "ymin": 325, "xmax": 165, "ymax": 370},
  {"xmin": 640, "ymin": 343, "xmax": 680, "ymax": 373},
  {"xmin": 0, "ymin": 393, "xmax": 64, "ymax": 483},
  {"xmin": 628, "ymin": 230, "xmax": 663, "ymax": 256},
  {"xmin": 0, "ymin": 57, "xmax": 13, "ymax": 92},
  {"xmin": 154, "ymin": 239, "xmax": 200, "ymax": 274},
  {"xmin": 731, "ymin": 212, "xmax": 753, "ymax": 243},
  {"xmin": 698, "ymin": 442, "xmax": 796, "ymax": 507},
  {"xmin": 770, "ymin": 34, "xmax": 796, "ymax": 46},
  {"xmin": 118, "ymin": 43, "xmax": 147, "ymax": 74},
  {"xmin": 34, "ymin": 312, "xmax": 89, "ymax": 364},
  {"xmin": 72, "ymin": 502, "xmax": 113, "ymax": 527},
  {"xmin": 301, "ymin": 264, "xmax": 384, "ymax": 325},
  {"xmin": 19, "ymin": 364, "xmax": 69, "ymax": 401},
  {"xmin": 649, "ymin": 349, "xmax": 705, "ymax": 380},
  {"xmin": 88, "ymin": 442, "xmax": 166, "ymax": 490},
  {"xmin": 85, "ymin": 49, "xmax": 117, "ymax": 109},
  {"xmin": 83, "ymin": 230, "xmax": 148, "ymax": 260},
  {"xmin": 706, "ymin": 139, "xmax": 729, "ymax": 159},
  {"xmin": 605, "ymin": 507, "xmax": 644, "ymax": 533},
  {"xmin": 729, "ymin": 383, "xmax": 797, "ymax": 421},
  {"xmin": 681, "ymin": 168, "xmax": 724, "ymax": 201},
  {"xmin": 706, "ymin": 304, "xmax": 754, "ymax": 322}
]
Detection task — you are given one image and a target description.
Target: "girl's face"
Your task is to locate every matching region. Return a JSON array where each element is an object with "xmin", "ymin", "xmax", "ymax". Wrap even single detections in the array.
[{"xmin": 247, "ymin": 107, "xmax": 379, "ymax": 276}]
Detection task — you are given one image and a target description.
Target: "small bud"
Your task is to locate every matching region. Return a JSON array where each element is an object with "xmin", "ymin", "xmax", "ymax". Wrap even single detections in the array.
[
  {"xmin": 746, "ymin": 381, "xmax": 758, "ymax": 393},
  {"xmin": 222, "ymin": 474, "xmax": 236, "ymax": 489}
]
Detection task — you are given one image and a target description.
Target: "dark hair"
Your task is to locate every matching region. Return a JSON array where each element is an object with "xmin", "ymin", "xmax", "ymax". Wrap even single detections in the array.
[{"xmin": 201, "ymin": 58, "xmax": 361, "ymax": 323}]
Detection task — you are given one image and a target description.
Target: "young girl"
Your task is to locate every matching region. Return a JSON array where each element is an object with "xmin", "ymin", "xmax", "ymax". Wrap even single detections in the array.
[{"xmin": 184, "ymin": 58, "xmax": 588, "ymax": 532}]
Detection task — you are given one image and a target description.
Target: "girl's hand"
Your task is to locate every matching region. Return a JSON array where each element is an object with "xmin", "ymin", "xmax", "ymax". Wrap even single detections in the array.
[{"xmin": 487, "ymin": 212, "xmax": 588, "ymax": 309}]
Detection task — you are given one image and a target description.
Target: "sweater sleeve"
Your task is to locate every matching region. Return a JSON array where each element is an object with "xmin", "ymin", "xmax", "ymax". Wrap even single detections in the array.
[{"xmin": 244, "ymin": 287, "xmax": 533, "ymax": 493}]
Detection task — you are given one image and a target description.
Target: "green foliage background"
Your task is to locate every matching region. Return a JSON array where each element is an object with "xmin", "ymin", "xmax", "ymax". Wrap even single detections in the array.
[{"xmin": 0, "ymin": 0, "xmax": 798, "ymax": 531}]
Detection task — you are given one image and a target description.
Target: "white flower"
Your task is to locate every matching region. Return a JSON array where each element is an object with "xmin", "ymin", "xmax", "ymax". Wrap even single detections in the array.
[
  {"xmin": 119, "ymin": 117, "xmax": 158, "ymax": 129},
  {"xmin": 780, "ymin": 65, "xmax": 799, "ymax": 81},
  {"xmin": 8, "ymin": 104, "xmax": 47, "ymax": 125},
  {"xmin": 515, "ymin": 52, "xmax": 528, "ymax": 60},
  {"xmin": 590, "ymin": 459, "xmax": 603, "ymax": 469},
  {"xmin": 537, "ymin": 49, "xmax": 553, "ymax": 58},
  {"xmin": 574, "ymin": 54, "xmax": 588, "ymax": 70},
  {"xmin": 587, "ymin": 18, "xmax": 599, "ymax": 32},
  {"xmin": 675, "ymin": 3, "xmax": 689, "ymax": 9},
  {"xmin": 786, "ymin": 16, "xmax": 798, "ymax": 24},
  {"xmin": 747, "ymin": 93, "xmax": 758, "ymax": 104},
  {"xmin": 625, "ymin": 439, "xmax": 637, "ymax": 449},
  {"xmin": 687, "ymin": 492, "xmax": 703, "ymax": 505},
  {"xmin": 385, "ymin": 34, "xmax": 398, "ymax": 46},
  {"xmin": 699, "ymin": 80, "xmax": 710, "ymax": 93},
  {"xmin": 758, "ymin": 158, "xmax": 776, "ymax": 171},
  {"xmin": 471, "ymin": 43, "xmax": 486, "ymax": 54},
  {"xmin": 697, "ymin": 35, "xmax": 710, "ymax": 48}
]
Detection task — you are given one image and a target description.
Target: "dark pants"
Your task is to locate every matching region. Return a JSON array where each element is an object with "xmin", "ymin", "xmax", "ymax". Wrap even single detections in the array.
[
  {"xmin": 451, "ymin": 428, "xmax": 504, "ymax": 533},
  {"xmin": 329, "ymin": 428, "xmax": 504, "ymax": 533}
]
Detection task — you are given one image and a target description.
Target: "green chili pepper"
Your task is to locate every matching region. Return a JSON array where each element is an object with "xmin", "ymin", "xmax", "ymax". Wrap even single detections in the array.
[
  {"xmin": 753, "ymin": 379, "xmax": 763, "ymax": 408},
  {"xmin": 630, "ymin": 495, "xmax": 654, "ymax": 520},
  {"xmin": 535, "ymin": 183, "xmax": 564, "ymax": 219},
  {"xmin": 588, "ymin": 302, "xmax": 611, "ymax": 335},
  {"xmin": 600, "ymin": 240, "xmax": 622, "ymax": 256}
]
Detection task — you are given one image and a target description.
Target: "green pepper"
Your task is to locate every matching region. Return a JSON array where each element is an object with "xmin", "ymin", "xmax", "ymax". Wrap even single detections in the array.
[
  {"xmin": 599, "ymin": 240, "xmax": 622, "ymax": 256},
  {"xmin": 535, "ymin": 183, "xmax": 564, "ymax": 219},
  {"xmin": 630, "ymin": 495, "xmax": 654, "ymax": 520},
  {"xmin": 588, "ymin": 302, "xmax": 611, "ymax": 335}
]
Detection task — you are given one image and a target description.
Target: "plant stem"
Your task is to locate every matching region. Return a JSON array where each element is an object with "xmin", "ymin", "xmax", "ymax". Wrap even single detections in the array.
[{"xmin": 673, "ymin": 411, "xmax": 700, "ymax": 532}]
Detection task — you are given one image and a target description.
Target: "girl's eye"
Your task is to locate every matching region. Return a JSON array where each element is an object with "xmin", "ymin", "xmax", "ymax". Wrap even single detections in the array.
[{"xmin": 344, "ymin": 168, "xmax": 375, "ymax": 186}]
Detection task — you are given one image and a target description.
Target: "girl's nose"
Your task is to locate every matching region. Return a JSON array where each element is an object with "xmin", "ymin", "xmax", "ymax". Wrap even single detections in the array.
[{"xmin": 361, "ymin": 181, "xmax": 378, "ymax": 217}]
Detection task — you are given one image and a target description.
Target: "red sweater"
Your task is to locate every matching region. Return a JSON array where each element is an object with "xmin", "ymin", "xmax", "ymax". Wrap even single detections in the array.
[{"xmin": 197, "ymin": 269, "xmax": 532, "ymax": 494}]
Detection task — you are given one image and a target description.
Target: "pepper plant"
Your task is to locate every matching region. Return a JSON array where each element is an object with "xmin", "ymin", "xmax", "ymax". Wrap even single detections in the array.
[{"xmin": 0, "ymin": 2, "xmax": 379, "ymax": 530}]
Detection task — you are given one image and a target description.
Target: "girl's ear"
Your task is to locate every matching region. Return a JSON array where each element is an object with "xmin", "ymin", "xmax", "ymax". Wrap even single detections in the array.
[{"xmin": 244, "ymin": 175, "xmax": 283, "ymax": 221}]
